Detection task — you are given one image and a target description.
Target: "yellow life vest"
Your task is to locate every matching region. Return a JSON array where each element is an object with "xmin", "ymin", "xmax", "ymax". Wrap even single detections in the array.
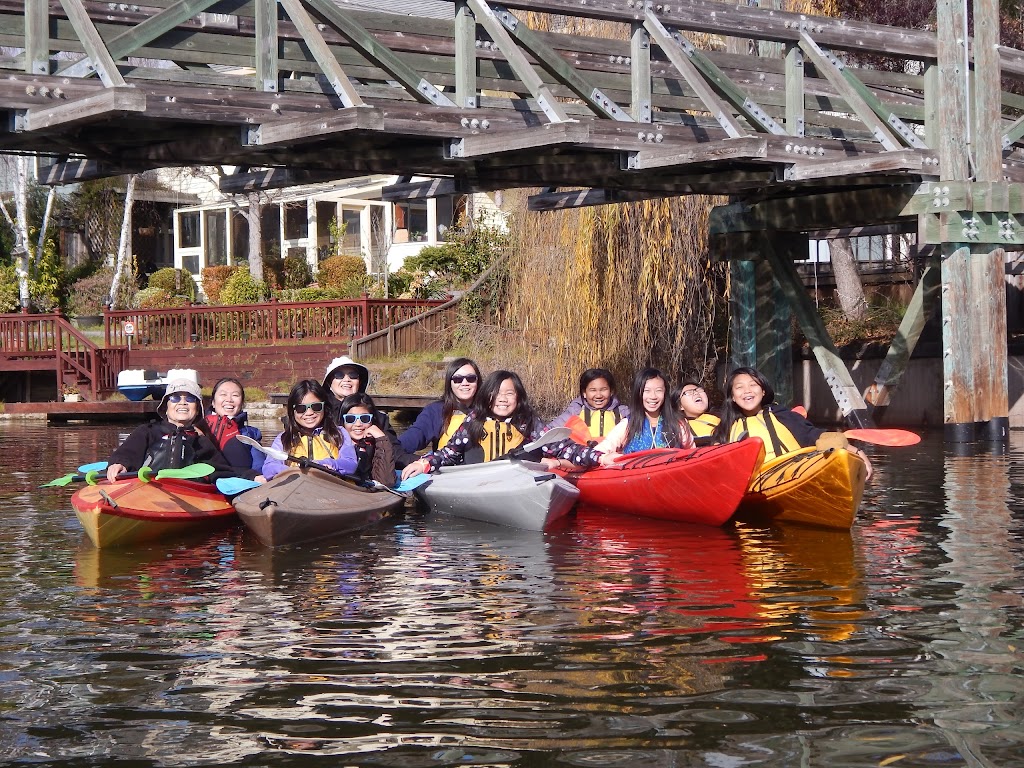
[
  {"xmin": 437, "ymin": 411, "xmax": 467, "ymax": 450},
  {"xmin": 687, "ymin": 413, "xmax": 720, "ymax": 438},
  {"xmin": 287, "ymin": 433, "xmax": 339, "ymax": 464},
  {"xmin": 579, "ymin": 405, "xmax": 623, "ymax": 439},
  {"xmin": 480, "ymin": 419, "xmax": 526, "ymax": 462},
  {"xmin": 729, "ymin": 412, "xmax": 798, "ymax": 462}
]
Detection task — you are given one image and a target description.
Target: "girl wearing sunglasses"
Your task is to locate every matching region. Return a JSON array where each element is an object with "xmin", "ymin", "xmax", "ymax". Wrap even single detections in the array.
[
  {"xmin": 399, "ymin": 357, "xmax": 483, "ymax": 457},
  {"xmin": 338, "ymin": 393, "xmax": 395, "ymax": 487},
  {"xmin": 262, "ymin": 379, "xmax": 357, "ymax": 481},
  {"xmin": 401, "ymin": 370, "xmax": 606, "ymax": 480},
  {"xmin": 105, "ymin": 378, "xmax": 263, "ymax": 484},
  {"xmin": 548, "ymin": 368, "xmax": 630, "ymax": 444}
]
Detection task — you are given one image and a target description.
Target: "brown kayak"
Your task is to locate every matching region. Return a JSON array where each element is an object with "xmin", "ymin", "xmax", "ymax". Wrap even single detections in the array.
[{"xmin": 231, "ymin": 468, "xmax": 401, "ymax": 547}]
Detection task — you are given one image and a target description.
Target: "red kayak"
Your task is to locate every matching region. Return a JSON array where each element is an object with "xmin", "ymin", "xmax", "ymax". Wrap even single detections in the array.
[
  {"xmin": 72, "ymin": 477, "xmax": 236, "ymax": 548},
  {"xmin": 560, "ymin": 439, "xmax": 765, "ymax": 526}
]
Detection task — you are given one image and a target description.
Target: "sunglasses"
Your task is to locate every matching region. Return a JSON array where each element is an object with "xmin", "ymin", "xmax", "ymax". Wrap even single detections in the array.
[
  {"xmin": 293, "ymin": 401, "xmax": 325, "ymax": 414},
  {"xmin": 336, "ymin": 371, "xmax": 361, "ymax": 380},
  {"xmin": 681, "ymin": 387, "xmax": 706, "ymax": 397},
  {"xmin": 451, "ymin": 374, "xmax": 478, "ymax": 384},
  {"xmin": 342, "ymin": 413, "xmax": 373, "ymax": 425},
  {"xmin": 167, "ymin": 393, "xmax": 199, "ymax": 404}
]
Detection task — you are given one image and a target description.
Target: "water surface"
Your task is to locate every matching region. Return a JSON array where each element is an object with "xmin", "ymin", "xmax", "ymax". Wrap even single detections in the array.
[{"xmin": 1, "ymin": 421, "xmax": 1023, "ymax": 766}]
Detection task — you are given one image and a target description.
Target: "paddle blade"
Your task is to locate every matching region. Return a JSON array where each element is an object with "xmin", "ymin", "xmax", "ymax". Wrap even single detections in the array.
[
  {"xmin": 236, "ymin": 434, "xmax": 288, "ymax": 461},
  {"xmin": 791, "ymin": 405, "xmax": 808, "ymax": 418},
  {"xmin": 844, "ymin": 428, "xmax": 921, "ymax": 447},
  {"xmin": 155, "ymin": 463, "xmax": 217, "ymax": 480},
  {"xmin": 40, "ymin": 473, "xmax": 77, "ymax": 488},
  {"xmin": 78, "ymin": 461, "xmax": 108, "ymax": 473},
  {"xmin": 216, "ymin": 477, "xmax": 261, "ymax": 495},
  {"xmin": 394, "ymin": 473, "xmax": 432, "ymax": 493}
]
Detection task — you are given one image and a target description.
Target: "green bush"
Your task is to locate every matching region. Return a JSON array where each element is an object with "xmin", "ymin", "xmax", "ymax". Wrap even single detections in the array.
[
  {"xmin": 403, "ymin": 218, "xmax": 507, "ymax": 288},
  {"xmin": 283, "ymin": 252, "xmax": 313, "ymax": 289},
  {"xmin": 148, "ymin": 267, "xmax": 197, "ymax": 302},
  {"xmin": 0, "ymin": 264, "xmax": 19, "ymax": 313},
  {"xmin": 220, "ymin": 268, "xmax": 267, "ymax": 304},
  {"xmin": 201, "ymin": 265, "xmax": 237, "ymax": 304},
  {"xmin": 275, "ymin": 286, "xmax": 348, "ymax": 303},
  {"xmin": 134, "ymin": 286, "xmax": 188, "ymax": 309},
  {"xmin": 317, "ymin": 254, "xmax": 366, "ymax": 291}
]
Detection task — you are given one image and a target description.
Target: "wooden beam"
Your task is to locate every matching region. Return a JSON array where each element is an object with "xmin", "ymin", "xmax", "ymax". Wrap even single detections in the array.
[
  {"xmin": 465, "ymin": 0, "xmax": 572, "ymax": 122},
  {"xmin": 305, "ymin": 0, "xmax": 457, "ymax": 107},
  {"xmin": 527, "ymin": 187, "xmax": 674, "ymax": 210},
  {"xmin": 627, "ymin": 136, "xmax": 768, "ymax": 170},
  {"xmin": 660, "ymin": 17, "xmax": 787, "ymax": 135},
  {"xmin": 18, "ymin": 88, "xmax": 146, "ymax": 131},
  {"xmin": 865, "ymin": 260, "xmax": 940, "ymax": 413},
  {"xmin": 454, "ymin": 0, "xmax": 477, "ymax": 109},
  {"xmin": 254, "ymin": 0, "xmax": 277, "ymax": 92},
  {"xmin": 24, "ymin": 0, "xmax": 48, "ymax": 75},
  {"xmin": 218, "ymin": 167, "xmax": 347, "ymax": 193},
  {"xmin": 631, "ymin": 22, "xmax": 652, "ymax": 123},
  {"xmin": 37, "ymin": 158, "xmax": 138, "ymax": 184},
  {"xmin": 58, "ymin": 0, "xmax": 127, "ymax": 88},
  {"xmin": 249, "ymin": 107, "xmax": 384, "ymax": 145},
  {"xmin": 644, "ymin": 11, "xmax": 748, "ymax": 138},
  {"xmin": 382, "ymin": 177, "xmax": 466, "ymax": 200},
  {"xmin": 447, "ymin": 121, "xmax": 590, "ymax": 157},
  {"xmin": 58, "ymin": 0, "xmax": 223, "ymax": 78},
  {"xmin": 785, "ymin": 43, "xmax": 804, "ymax": 137},
  {"xmin": 486, "ymin": 2, "xmax": 632, "ymax": 121},
  {"xmin": 279, "ymin": 0, "xmax": 365, "ymax": 107},
  {"xmin": 784, "ymin": 149, "xmax": 933, "ymax": 181},
  {"xmin": 1003, "ymin": 114, "xmax": 1024, "ymax": 150},
  {"xmin": 762, "ymin": 235, "xmax": 872, "ymax": 426}
]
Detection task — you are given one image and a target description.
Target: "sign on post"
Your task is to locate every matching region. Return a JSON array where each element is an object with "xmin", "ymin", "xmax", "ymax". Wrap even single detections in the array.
[{"xmin": 124, "ymin": 320, "xmax": 135, "ymax": 352}]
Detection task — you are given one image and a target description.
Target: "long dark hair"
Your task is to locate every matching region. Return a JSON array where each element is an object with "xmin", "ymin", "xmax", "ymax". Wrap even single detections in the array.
[
  {"xmin": 338, "ymin": 392, "xmax": 377, "ymax": 417},
  {"xmin": 623, "ymin": 368, "xmax": 686, "ymax": 448},
  {"xmin": 578, "ymin": 367, "xmax": 617, "ymax": 404},
  {"xmin": 466, "ymin": 370, "xmax": 537, "ymax": 445},
  {"xmin": 442, "ymin": 357, "xmax": 482, "ymax": 427},
  {"xmin": 281, "ymin": 379, "xmax": 344, "ymax": 454},
  {"xmin": 712, "ymin": 366, "xmax": 776, "ymax": 444}
]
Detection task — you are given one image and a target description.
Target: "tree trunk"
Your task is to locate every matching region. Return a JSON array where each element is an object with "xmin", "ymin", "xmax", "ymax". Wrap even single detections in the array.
[
  {"xmin": 107, "ymin": 174, "xmax": 138, "ymax": 310},
  {"xmin": 14, "ymin": 155, "xmax": 32, "ymax": 309},
  {"xmin": 35, "ymin": 185, "xmax": 56, "ymax": 265},
  {"xmin": 246, "ymin": 191, "xmax": 264, "ymax": 283},
  {"xmin": 830, "ymin": 237, "xmax": 869, "ymax": 321}
]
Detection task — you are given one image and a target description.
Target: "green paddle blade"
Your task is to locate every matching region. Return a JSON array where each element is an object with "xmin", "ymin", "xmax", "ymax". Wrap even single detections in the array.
[
  {"xmin": 40, "ymin": 473, "xmax": 78, "ymax": 488},
  {"xmin": 139, "ymin": 463, "xmax": 217, "ymax": 483}
]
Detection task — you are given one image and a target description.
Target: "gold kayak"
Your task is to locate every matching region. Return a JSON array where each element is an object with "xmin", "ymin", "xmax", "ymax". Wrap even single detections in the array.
[{"xmin": 737, "ymin": 446, "xmax": 867, "ymax": 529}]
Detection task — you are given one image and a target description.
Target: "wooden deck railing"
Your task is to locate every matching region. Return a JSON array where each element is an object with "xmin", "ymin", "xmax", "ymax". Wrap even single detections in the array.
[
  {"xmin": 103, "ymin": 297, "xmax": 447, "ymax": 348},
  {"xmin": 0, "ymin": 312, "xmax": 126, "ymax": 398}
]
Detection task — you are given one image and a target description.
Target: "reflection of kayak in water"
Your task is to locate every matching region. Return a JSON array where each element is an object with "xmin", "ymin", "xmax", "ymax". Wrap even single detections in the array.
[
  {"xmin": 738, "ymin": 445, "xmax": 868, "ymax": 529},
  {"xmin": 560, "ymin": 440, "xmax": 765, "ymax": 526},
  {"xmin": 72, "ymin": 477, "xmax": 236, "ymax": 548},
  {"xmin": 569, "ymin": 511, "xmax": 762, "ymax": 637},
  {"xmin": 735, "ymin": 523, "xmax": 864, "ymax": 643}
]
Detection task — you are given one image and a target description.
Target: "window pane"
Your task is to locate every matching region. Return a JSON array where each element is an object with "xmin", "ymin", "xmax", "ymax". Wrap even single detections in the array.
[
  {"xmin": 205, "ymin": 210, "xmax": 227, "ymax": 266},
  {"xmin": 232, "ymin": 210, "xmax": 249, "ymax": 263},
  {"xmin": 341, "ymin": 208, "xmax": 361, "ymax": 255},
  {"xmin": 178, "ymin": 212, "xmax": 200, "ymax": 248},
  {"xmin": 284, "ymin": 202, "xmax": 307, "ymax": 240},
  {"xmin": 182, "ymin": 253, "xmax": 200, "ymax": 274}
]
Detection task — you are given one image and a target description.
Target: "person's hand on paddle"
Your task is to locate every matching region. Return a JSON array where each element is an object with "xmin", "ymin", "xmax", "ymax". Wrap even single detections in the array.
[
  {"xmin": 106, "ymin": 463, "xmax": 127, "ymax": 483},
  {"xmin": 598, "ymin": 451, "xmax": 622, "ymax": 467},
  {"xmin": 401, "ymin": 458, "xmax": 431, "ymax": 481}
]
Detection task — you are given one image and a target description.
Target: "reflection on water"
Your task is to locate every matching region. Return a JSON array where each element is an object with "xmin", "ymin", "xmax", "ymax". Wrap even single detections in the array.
[{"xmin": 2, "ymin": 422, "xmax": 1024, "ymax": 766}]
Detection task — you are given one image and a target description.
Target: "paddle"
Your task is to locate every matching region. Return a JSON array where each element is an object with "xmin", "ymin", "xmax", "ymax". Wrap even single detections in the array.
[
  {"xmin": 217, "ymin": 470, "xmax": 433, "ymax": 498},
  {"xmin": 505, "ymin": 427, "xmax": 573, "ymax": 462},
  {"xmin": 41, "ymin": 463, "xmax": 216, "ymax": 488},
  {"xmin": 235, "ymin": 435, "xmax": 411, "ymax": 497},
  {"xmin": 843, "ymin": 428, "xmax": 921, "ymax": 447}
]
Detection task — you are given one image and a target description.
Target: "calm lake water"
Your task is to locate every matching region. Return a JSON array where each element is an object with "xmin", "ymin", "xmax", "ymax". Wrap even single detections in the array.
[{"xmin": 2, "ymin": 420, "xmax": 1023, "ymax": 767}]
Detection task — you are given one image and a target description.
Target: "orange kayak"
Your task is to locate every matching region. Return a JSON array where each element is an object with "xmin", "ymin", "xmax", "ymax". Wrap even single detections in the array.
[
  {"xmin": 738, "ymin": 446, "xmax": 867, "ymax": 529},
  {"xmin": 71, "ymin": 477, "xmax": 236, "ymax": 548}
]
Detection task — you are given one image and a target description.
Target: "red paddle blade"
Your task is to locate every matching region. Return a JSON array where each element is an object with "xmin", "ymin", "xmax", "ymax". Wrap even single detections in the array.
[
  {"xmin": 792, "ymin": 405, "xmax": 808, "ymax": 417},
  {"xmin": 844, "ymin": 428, "xmax": 921, "ymax": 447}
]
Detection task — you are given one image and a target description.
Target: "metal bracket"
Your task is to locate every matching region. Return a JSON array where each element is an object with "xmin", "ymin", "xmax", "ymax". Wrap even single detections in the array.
[{"xmin": 446, "ymin": 138, "xmax": 466, "ymax": 159}]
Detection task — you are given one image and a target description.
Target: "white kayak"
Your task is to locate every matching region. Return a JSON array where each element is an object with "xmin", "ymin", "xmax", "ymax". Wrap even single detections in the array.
[{"xmin": 415, "ymin": 460, "xmax": 580, "ymax": 531}]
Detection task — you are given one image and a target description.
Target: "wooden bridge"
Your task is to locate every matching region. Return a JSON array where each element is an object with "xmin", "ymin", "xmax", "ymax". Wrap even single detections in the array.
[{"xmin": 2, "ymin": 0, "xmax": 1023, "ymax": 440}]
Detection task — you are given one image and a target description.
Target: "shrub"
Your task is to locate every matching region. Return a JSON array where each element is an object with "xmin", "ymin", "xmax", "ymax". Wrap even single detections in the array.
[
  {"xmin": 67, "ymin": 268, "xmax": 116, "ymax": 316},
  {"xmin": 275, "ymin": 286, "xmax": 348, "ymax": 303},
  {"xmin": 0, "ymin": 264, "xmax": 19, "ymax": 313},
  {"xmin": 317, "ymin": 254, "xmax": 366, "ymax": 292},
  {"xmin": 201, "ymin": 265, "xmax": 237, "ymax": 304},
  {"xmin": 148, "ymin": 267, "xmax": 197, "ymax": 302},
  {"xmin": 283, "ymin": 252, "xmax": 313, "ymax": 289},
  {"xmin": 134, "ymin": 286, "xmax": 188, "ymax": 309},
  {"xmin": 220, "ymin": 268, "xmax": 267, "ymax": 304}
]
